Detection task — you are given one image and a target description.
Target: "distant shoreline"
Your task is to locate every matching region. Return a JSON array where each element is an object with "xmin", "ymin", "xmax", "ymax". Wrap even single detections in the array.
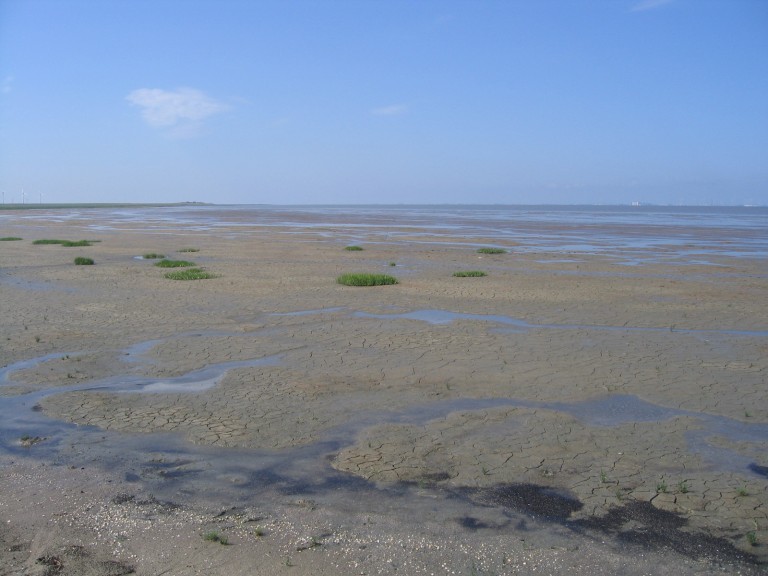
[
  {"xmin": 0, "ymin": 201, "xmax": 210, "ymax": 211},
  {"xmin": 1, "ymin": 202, "xmax": 764, "ymax": 211}
]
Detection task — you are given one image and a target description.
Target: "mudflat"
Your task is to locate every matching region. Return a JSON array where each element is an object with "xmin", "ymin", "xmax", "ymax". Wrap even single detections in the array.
[{"xmin": 1, "ymin": 206, "xmax": 766, "ymax": 575}]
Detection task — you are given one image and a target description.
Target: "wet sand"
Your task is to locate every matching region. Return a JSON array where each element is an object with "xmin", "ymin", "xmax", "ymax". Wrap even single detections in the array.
[{"xmin": 0, "ymin": 206, "xmax": 766, "ymax": 575}]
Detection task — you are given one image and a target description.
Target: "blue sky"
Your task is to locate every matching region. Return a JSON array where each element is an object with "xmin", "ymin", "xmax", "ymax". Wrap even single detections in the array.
[{"xmin": 1, "ymin": 0, "xmax": 766, "ymax": 205}]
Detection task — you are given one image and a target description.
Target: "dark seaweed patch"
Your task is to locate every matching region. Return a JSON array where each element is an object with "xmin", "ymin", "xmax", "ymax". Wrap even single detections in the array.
[
  {"xmin": 571, "ymin": 501, "xmax": 762, "ymax": 567},
  {"xmin": 470, "ymin": 483, "xmax": 583, "ymax": 520}
]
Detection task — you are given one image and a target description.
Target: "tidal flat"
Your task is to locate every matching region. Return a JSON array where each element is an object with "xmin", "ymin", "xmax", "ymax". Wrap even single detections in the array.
[{"xmin": 1, "ymin": 205, "xmax": 766, "ymax": 575}]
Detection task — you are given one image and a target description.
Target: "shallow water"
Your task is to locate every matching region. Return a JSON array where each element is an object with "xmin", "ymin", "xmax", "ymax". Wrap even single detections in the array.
[
  {"xmin": 2, "ymin": 317, "xmax": 765, "ymax": 484},
  {"xmin": 6, "ymin": 204, "xmax": 768, "ymax": 264}
]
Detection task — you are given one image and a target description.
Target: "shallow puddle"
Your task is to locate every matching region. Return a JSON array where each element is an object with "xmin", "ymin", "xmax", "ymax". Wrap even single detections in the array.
[
  {"xmin": 1, "ymin": 318, "xmax": 766, "ymax": 569},
  {"xmin": 2, "ymin": 331, "xmax": 765, "ymax": 484}
]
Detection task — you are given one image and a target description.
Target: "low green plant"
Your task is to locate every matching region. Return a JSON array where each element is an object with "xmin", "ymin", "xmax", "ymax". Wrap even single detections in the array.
[
  {"xmin": 33, "ymin": 239, "xmax": 93, "ymax": 247},
  {"xmin": 142, "ymin": 253, "xmax": 165, "ymax": 259},
  {"xmin": 737, "ymin": 486, "xmax": 749, "ymax": 497},
  {"xmin": 746, "ymin": 531, "xmax": 758, "ymax": 546},
  {"xmin": 344, "ymin": 245, "xmax": 364, "ymax": 251},
  {"xmin": 74, "ymin": 257, "xmax": 94, "ymax": 265},
  {"xmin": 164, "ymin": 268, "xmax": 217, "ymax": 280},
  {"xmin": 656, "ymin": 480, "xmax": 668, "ymax": 494},
  {"xmin": 155, "ymin": 259, "xmax": 196, "ymax": 268},
  {"xmin": 600, "ymin": 469, "xmax": 609, "ymax": 483},
  {"xmin": 177, "ymin": 247, "xmax": 200, "ymax": 253},
  {"xmin": 453, "ymin": 270, "xmax": 487, "ymax": 277},
  {"xmin": 476, "ymin": 247, "xmax": 506, "ymax": 254},
  {"xmin": 203, "ymin": 530, "xmax": 228, "ymax": 545},
  {"xmin": 389, "ymin": 262, "xmax": 396, "ymax": 266},
  {"xmin": 337, "ymin": 273, "xmax": 398, "ymax": 286},
  {"xmin": 678, "ymin": 481, "xmax": 689, "ymax": 494},
  {"xmin": 0, "ymin": 237, "xmax": 22, "ymax": 241}
]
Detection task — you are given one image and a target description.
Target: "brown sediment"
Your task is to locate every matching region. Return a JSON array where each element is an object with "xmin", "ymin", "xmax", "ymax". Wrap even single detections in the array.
[{"xmin": 0, "ymin": 206, "xmax": 766, "ymax": 574}]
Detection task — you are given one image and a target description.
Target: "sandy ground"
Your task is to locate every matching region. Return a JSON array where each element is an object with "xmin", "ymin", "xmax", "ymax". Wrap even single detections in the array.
[{"xmin": 0, "ymin": 208, "xmax": 766, "ymax": 575}]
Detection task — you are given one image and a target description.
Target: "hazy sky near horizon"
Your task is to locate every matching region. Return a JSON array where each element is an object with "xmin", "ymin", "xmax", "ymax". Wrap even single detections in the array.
[{"xmin": 1, "ymin": 0, "xmax": 767, "ymax": 205}]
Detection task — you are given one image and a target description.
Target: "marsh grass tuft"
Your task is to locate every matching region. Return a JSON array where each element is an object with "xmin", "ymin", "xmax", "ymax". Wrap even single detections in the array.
[
  {"xmin": 656, "ymin": 480, "xmax": 668, "ymax": 494},
  {"xmin": 476, "ymin": 247, "xmax": 506, "ymax": 254},
  {"xmin": 737, "ymin": 486, "xmax": 749, "ymax": 497},
  {"xmin": 33, "ymin": 239, "xmax": 67, "ymax": 245},
  {"xmin": 155, "ymin": 259, "xmax": 196, "ymax": 268},
  {"xmin": 164, "ymin": 268, "xmax": 218, "ymax": 280},
  {"xmin": 746, "ymin": 531, "xmax": 758, "ymax": 546},
  {"xmin": 142, "ymin": 253, "xmax": 165, "ymax": 259},
  {"xmin": 33, "ymin": 239, "xmax": 92, "ymax": 246},
  {"xmin": 0, "ymin": 237, "xmax": 22, "ymax": 241},
  {"xmin": 203, "ymin": 530, "xmax": 228, "ymax": 545},
  {"xmin": 344, "ymin": 245, "xmax": 364, "ymax": 251},
  {"xmin": 177, "ymin": 247, "xmax": 200, "ymax": 253},
  {"xmin": 453, "ymin": 270, "xmax": 487, "ymax": 277},
  {"xmin": 337, "ymin": 272, "xmax": 398, "ymax": 286},
  {"xmin": 74, "ymin": 257, "xmax": 94, "ymax": 265},
  {"xmin": 678, "ymin": 481, "xmax": 689, "ymax": 494}
]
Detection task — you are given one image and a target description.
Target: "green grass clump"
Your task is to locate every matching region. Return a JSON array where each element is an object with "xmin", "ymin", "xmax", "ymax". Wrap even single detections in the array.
[
  {"xmin": 74, "ymin": 257, "xmax": 94, "ymax": 265},
  {"xmin": 142, "ymin": 253, "xmax": 165, "ymax": 259},
  {"xmin": 177, "ymin": 247, "xmax": 200, "ymax": 253},
  {"xmin": 476, "ymin": 247, "xmax": 506, "ymax": 254},
  {"xmin": 164, "ymin": 268, "xmax": 217, "ymax": 280},
  {"xmin": 32, "ymin": 239, "xmax": 93, "ymax": 247},
  {"xmin": 344, "ymin": 245, "xmax": 364, "ymax": 251},
  {"xmin": 0, "ymin": 237, "xmax": 22, "ymax": 241},
  {"xmin": 155, "ymin": 259, "xmax": 196, "ymax": 268},
  {"xmin": 203, "ymin": 530, "xmax": 228, "ymax": 545},
  {"xmin": 337, "ymin": 273, "xmax": 398, "ymax": 286},
  {"xmin": 453, "ymin": 270, "xmax": 487, "ymax": 277}
]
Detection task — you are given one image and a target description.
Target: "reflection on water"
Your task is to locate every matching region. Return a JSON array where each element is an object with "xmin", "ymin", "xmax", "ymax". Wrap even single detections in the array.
[{"xmin": 355, "ymin": 308, "xmax": 768, "ymax": 337}]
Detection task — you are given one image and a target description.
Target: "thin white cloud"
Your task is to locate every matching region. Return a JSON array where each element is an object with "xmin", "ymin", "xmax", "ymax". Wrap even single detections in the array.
[
  {"xmin": 1, "ymin": 75, "xmax": 13, "ymax": 94},
  {"xmin": 126, "ymin": 87, "xmax": 228, "ymax": 131},
  {"xmin": 631, "ymin": 0, "xmax": 674, "ymax": 12},
  {"xmin": 371, "ymin": 104, "xmax": 408, "ymax": 116}
]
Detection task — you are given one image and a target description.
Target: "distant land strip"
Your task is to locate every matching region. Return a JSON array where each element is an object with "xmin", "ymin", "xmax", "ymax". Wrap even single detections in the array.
[{"xmin": 0, "ymin": 202, "xmax": 210, "ymax": 211}]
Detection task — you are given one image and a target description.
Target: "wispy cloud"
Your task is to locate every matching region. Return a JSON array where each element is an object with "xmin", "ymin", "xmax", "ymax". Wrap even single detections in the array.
[
  {"xmin": 126, "ymin": 87, "xmax": 228, "ymax": 136},
  {"xmin": 631, "ymin": 0, "xmax": 674, "ymax": 12},
  {"xmin": 371, "ymin": 104, "xmax": 408, "ymax": 116},
  {"xmin": 1, "ymin": 75, "xmax": 13, "ymax": 94}
]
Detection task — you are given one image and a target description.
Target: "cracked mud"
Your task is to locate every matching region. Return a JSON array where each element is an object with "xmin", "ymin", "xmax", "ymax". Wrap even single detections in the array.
[{"xmin": 1, "ymin": 206, "xmax": 766, "ymax": 574}]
